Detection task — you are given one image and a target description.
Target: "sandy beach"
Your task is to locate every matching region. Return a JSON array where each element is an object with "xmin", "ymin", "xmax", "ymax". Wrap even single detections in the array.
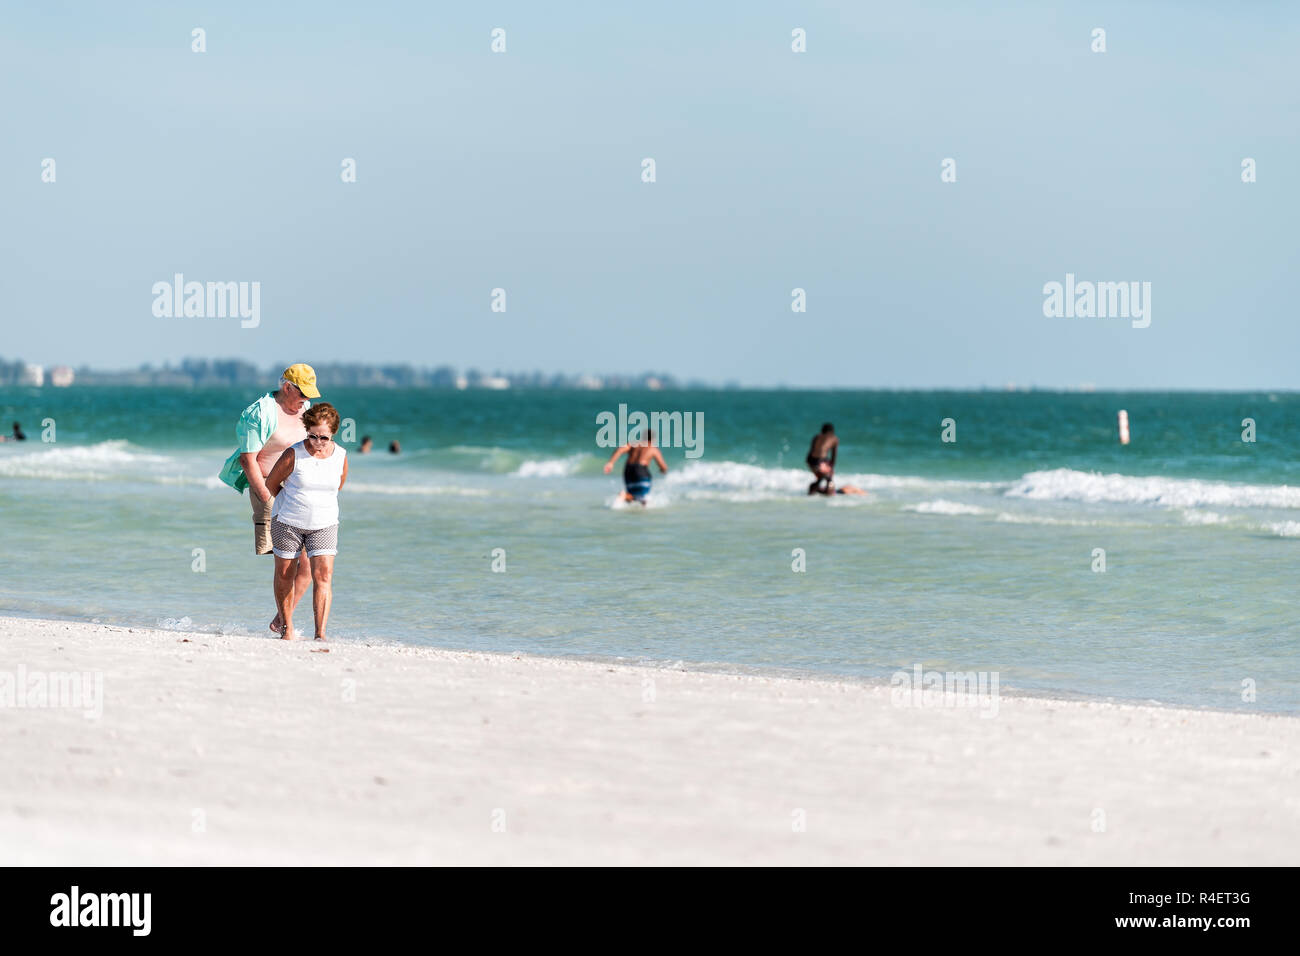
[{"xmin": 1, "ymin": 615, "xmax": 1296, "ymax": 866}]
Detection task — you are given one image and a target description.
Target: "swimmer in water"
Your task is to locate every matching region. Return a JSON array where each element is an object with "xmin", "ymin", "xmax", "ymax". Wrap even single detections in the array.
[
  {"xmin": 830, "ymin": 483, "xmax": 867, "ymax": 496},
  {"xmin": 603, "ymin": 428, "xmax": 668, "ymax": 504},
  {"xmin": 806, "ymin": 423, "xmax": 837, "ymax": 494}
]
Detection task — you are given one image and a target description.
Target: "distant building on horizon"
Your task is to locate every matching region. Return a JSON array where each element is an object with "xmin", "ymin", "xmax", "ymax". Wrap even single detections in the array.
[
  {"xmin": 18, "ymin": 363, "xmax": 43, "ymax": 387},
  {"xmin": 50, "ymin": 366, "xmax": 75, "ymax": 387}
]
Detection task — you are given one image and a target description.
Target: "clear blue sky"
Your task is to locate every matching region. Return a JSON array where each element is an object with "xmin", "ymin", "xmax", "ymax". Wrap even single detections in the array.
[{"xmin": 3, "ymin": 1, "xmax": 1297, "ymax": 387}]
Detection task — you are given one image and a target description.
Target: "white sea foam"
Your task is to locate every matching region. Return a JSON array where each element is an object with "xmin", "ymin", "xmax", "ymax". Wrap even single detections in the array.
[
  {"xmin": 512, "ymin": 455, "xmax": 585, "ymax": 478},
  {"xmin": 682, "ymin": 488, "xmax": 788, "ymax": 503},
  {"xmin": 906, "ymin": 500, "xmax": 988, "ymax": 516},
  {"xmin": 663, "ymin": 461, "xmax": 806, "ymax": 494},
  {"xmin": 995, "ymin": 513, "xmax": 1105, "ymax": 528},
  {"xmin": 0, "ymin": 440, "xmax": 494, "ymax": 497},
  {"xmin": 0, "ymin": 440, "xmax": 198, "ymax": 489},
  {"xmin": 662, "ymin": 461, "xmax": 999, "ymax": 498},
  {"xmin": 1265, "ymin": 521, "xmax": 1300, "ymax": 537},
  {"xmin": 607, "ymin": 492, "xmax": 670, "ymax": 509},
  {"xmin": 1005, "ymin": 468, "xmax": 1300, "ymax": 510},
  {"xmin": 441, "ymin": 445, "xmax": 526, "ymax": 472},
  {"xmin": 346, "ymin": 482, "xmax": 491, "ymax": 497},
  {"xmin": 445, "ymin": 445, "xmax": 505, "ymax": 455},
  {"xmin": 157, "ymin": 474, "xmax": 227, "ymax": 489},
  {"xmin": 0, "ymin": 440, "xmax": 174, "ymax": 479},
  {"xmin": 1182, "ymin": 510, "xmax": 1228, "ymax": 526}
]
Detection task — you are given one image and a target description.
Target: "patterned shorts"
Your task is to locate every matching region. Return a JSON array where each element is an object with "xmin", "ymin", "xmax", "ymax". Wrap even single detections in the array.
[{"xmin": 270, "ymin": 517, "xmax": 339, "ymax": 558}]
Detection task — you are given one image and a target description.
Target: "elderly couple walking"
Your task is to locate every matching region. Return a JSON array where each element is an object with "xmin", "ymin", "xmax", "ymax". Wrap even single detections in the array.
[{"xmin": 218, "ymin": 364, "xmax": 349, "ymax": 641}]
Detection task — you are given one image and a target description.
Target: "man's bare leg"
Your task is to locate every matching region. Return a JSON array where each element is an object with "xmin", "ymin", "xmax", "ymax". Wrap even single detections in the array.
[{"xmin": 272, "ymin": 555, "xmax": 299, "ymax": 639}]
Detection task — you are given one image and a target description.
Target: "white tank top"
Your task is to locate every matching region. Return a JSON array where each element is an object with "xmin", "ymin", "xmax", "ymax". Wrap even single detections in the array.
[{"xmin": 272, "ymin": 441, "xmax": 346, "ymax": 530}]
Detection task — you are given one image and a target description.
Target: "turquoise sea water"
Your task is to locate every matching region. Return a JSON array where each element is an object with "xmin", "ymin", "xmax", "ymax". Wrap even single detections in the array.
[{"xmin": 1, "ymin": 386, "xmax": 1297, "ymax": 712}]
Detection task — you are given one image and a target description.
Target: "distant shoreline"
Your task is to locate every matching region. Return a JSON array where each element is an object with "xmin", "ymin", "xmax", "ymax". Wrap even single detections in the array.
[{"xmin": 3, "ymin": 379, "xmax": 1298, "ymax": 394}]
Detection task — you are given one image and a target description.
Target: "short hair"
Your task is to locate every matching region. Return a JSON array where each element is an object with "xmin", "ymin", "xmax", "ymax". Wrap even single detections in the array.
[
  {"xmin": 302, "ymin": 402, "xmax": 341, "ymax": 433},
  {"xmin": 821, "ymin": 422, "xmax": 834, "ymax": 434}
]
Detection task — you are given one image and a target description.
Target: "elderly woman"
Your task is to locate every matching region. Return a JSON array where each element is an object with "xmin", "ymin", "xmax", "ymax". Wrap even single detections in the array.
[
  {"xmin": 264, "ymin": 402, "xmax": 349, "ymax": 641},
  {"xmin": 218, "ymin": 363, "xmax": 320, "ymax": 634}
]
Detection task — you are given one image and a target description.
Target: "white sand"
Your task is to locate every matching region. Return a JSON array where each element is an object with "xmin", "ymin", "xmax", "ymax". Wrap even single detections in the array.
[{"xmin": 1, "ymin": 615, "xmax": 1296, "ymax": 865}]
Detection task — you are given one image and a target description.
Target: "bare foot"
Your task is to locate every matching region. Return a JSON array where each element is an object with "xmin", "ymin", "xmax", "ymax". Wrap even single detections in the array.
[
  {"xmin": 270, "ymin": 614, "xmax": 282, "ymax": 633},
  {"xmin": 314, "ymin": 635, "xmax": 327, "ymax": 642},
  {"xmin": 279, "ymin": 622, "xmax": 294, "ymax": 641}
]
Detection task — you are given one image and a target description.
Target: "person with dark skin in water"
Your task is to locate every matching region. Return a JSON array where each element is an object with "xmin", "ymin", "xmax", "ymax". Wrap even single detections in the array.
[
  {"xmin": 604, "ymin": 429, "xmax": 668, "ymax": 504},
  {"xmin": 806, "ymin": 423, "xmax": 837, "ymax": 494},
  {"xmin": 0, "ymin": 422, "xmax": 27, "ymax": 442}
]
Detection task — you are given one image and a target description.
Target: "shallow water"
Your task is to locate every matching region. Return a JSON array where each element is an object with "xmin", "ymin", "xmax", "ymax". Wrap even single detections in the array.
[{"xmin": 1, "ymin": 386, "xmax": 1296, "ymax": 712}]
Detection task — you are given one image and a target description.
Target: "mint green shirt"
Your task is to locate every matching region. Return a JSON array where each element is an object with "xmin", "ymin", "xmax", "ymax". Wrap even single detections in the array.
[{"xmin": 218, "ymin": 393, "xmax": 303, "ymax": 493}]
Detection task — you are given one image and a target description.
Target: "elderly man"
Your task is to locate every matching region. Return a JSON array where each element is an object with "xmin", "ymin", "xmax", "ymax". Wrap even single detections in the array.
[{"xmin": 218, "ymin": 364, "xmax": 321, "ymax": 634}]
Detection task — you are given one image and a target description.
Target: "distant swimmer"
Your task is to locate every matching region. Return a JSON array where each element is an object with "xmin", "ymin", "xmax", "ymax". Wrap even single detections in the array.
[
  {"xmin": 388, "ymin": 440, "xmax": 401, "ymax": 455},
  {"xmin": 359, "ymin": 435, "xmax": 373, "ymax": 454},
  {"xmin": 810, "ymin": 478, "xmax": 866, "ymax": 497},
  {"xmin": 1, "ymin": 422, "xmax": 27, "ymax": 442},
  {"xmin": 806, "ymin": 422, "xmax": 837, "ymax": 494},
  {"xmin": 604, "ymin": 429, "xmax": 668, "ymax": 505}
]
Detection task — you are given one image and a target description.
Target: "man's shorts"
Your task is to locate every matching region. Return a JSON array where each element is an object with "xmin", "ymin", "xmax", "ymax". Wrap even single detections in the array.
[
  {"xmin": 251, "ymin": 494, "xmax": 274, "ymax": 555},
  {"xmin": 624, "ymin": 463, "xmax": 652, "ymax": 501},
  {"xmin": 625, "ymin": 477, "xmax": 651, "ymax": 501},
  {"xmin": 270, "ymin": 517, "xmax": 339, "ymax": 559}
]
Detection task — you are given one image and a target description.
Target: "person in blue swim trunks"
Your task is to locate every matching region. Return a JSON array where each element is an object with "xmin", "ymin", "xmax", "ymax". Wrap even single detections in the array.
[{"xmin": 603, "ymin": 428, "xmax": 668, "ymax": 504}]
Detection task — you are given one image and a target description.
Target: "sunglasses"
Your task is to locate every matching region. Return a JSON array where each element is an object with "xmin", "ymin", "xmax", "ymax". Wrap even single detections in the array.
[{"xmin": 305, "ymin": 433, "xmax": 334, "ymax": 444}]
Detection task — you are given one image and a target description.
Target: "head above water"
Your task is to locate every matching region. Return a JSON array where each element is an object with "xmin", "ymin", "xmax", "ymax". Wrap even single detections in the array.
[{"xmin": 821, "ymin": 423, "xmax": 834, "ymax": 435}]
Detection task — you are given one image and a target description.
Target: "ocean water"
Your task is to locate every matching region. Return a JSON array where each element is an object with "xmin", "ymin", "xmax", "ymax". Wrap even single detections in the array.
[{"xmin": 1, "ymin": 386, "xmax": 1298, "ymax": 713}]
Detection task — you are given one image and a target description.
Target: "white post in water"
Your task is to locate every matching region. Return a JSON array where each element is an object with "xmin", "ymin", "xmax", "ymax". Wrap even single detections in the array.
[{"xmin": 1117, "ymin": 409, "xmax": 1130, "ymax": 445}]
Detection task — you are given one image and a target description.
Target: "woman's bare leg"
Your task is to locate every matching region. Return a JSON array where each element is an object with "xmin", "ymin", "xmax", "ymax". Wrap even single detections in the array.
[
  {"xmin": 310, "ymin": 554, "xmax": 334, "ymax": 641},
  {"xmin": 271, "ymin": 549, "xmax": 312, "ymax": 632}
]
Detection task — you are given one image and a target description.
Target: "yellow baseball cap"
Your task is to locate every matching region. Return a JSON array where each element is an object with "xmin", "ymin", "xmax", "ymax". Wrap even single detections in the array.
[{"xmin": 282, "ymin": 363, "xmax": 320, "ymax": 398}]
